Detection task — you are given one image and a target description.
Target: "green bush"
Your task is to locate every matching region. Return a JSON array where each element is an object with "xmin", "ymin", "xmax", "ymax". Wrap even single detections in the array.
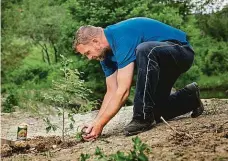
[
  {"xmin": 198, "ymin": 74, "xmax": 228, "ymax": 89},
  {"xmin": 7, "ymin": 64, "xmax": 50, "ymax": 85},
  {"xmin": 203, "ymin": 50, "xmax": 228, "ymax": 76},
  {"xmin": 175, "ymin": 65, "xmax": 201, "ymax": 88},
  {"xmin": 2, "ymin": 93, "xmax": 18, "ymax": 113},
  {"xmin": 1, "ymin": 63, "xmax": 58, "ymax": 110},
  {"xmin": 1, "ymin": 38, "xmax": 31, "ymax": 72}
]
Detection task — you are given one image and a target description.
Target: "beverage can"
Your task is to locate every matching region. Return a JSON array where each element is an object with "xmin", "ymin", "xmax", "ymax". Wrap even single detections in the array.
[{"xmin": 17, "ymin": 123, "xmax": 27, "ymax": 140}]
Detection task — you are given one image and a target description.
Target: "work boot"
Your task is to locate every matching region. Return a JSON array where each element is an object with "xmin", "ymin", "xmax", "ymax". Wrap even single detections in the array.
[
  {"xmin": 184, "ymin": 82, "xmax": 204, "ymax": 118},
  {"xmin": 124, "ymin": 118, "xmax": 156, "ymax": 136}
]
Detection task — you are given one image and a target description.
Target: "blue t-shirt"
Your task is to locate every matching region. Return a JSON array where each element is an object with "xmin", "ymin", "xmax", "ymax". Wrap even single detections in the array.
[{"xmin": 100, "ymin": 17, "xmax": 188, "ymax": 77}]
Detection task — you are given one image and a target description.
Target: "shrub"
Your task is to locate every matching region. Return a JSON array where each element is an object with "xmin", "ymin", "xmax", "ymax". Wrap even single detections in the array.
[
  {"xmin": 203, "ymin": 50, "xmax": 228, "ymax": 76},
  {"xmin": 2, "ymin": 93, "xmax": 18, "ymax": 113},
  {"xmin": 175, "ymin": 65, "xmax": 201, "ymax": 88},
  {"xmin": 1, "ymin": 38, "xmax": 31, "ymax": 72},
  {"xmin": 6, "ymin": 64, "xmax": 51, "ymax": 85}
]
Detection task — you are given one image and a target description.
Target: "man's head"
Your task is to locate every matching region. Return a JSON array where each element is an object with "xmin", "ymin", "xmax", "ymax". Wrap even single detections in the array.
[{"xmin": 73, "ymin": 25, "xmax": 110, "ymax": 61}]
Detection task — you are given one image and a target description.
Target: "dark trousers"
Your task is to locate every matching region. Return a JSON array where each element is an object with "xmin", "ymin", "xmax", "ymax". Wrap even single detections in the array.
[{"xmin": 133, "ymin": 41, "xmax": 197, "ymax": 122}]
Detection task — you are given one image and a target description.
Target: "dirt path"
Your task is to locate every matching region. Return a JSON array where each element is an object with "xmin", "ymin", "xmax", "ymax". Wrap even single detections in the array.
[{"xmin": 1, "ymin": 99, "xmax": 228, "ymax": 161}]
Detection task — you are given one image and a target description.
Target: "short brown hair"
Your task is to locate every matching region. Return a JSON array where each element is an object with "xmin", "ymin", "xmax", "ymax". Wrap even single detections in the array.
[{"xmin": 73, "ymin": 25, "xmax": 102, "ymax": 51}]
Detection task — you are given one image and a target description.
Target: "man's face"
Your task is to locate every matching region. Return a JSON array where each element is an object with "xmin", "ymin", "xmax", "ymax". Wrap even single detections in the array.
[{"xmin": 76, "ymin": 40, "xmax": 109, "ymax": 61}]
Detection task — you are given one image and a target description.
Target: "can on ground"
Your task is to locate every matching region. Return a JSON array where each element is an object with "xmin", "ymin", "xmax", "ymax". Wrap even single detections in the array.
[{"xmin": 17, "ymin": 123, "xmax": 27, "ymax": 140}]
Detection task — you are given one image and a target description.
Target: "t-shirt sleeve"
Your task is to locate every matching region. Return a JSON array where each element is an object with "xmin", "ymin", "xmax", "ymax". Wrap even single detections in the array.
[
  {"xmin": 114, "ymin": 29, "xmax": 141, "ymax": 69},
  {"xmin": 100, "ymin": 58, "xmax": 118, "ymax": 77}
]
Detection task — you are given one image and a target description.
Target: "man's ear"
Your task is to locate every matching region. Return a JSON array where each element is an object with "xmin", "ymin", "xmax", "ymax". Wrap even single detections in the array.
[{"xmin": 92, "ymin": 38, "xmax": 98, "ymax": 43}]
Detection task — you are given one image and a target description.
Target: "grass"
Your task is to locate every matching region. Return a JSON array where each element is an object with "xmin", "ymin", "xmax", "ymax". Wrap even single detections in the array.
[{"xmin": 198, "ymin": 74, "xmax": 228, "ymax": 90}]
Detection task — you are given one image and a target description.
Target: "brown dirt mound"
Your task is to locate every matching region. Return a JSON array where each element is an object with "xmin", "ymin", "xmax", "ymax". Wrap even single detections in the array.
[{"xmin": 1, "ymin": 136, "xmax": 78, "ymax": 157}]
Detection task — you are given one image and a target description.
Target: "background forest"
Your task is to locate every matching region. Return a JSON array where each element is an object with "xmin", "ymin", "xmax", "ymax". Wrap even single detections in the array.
[{"xmin": 1, "ymin": 0, "xmax": 228, "ymax": 112}]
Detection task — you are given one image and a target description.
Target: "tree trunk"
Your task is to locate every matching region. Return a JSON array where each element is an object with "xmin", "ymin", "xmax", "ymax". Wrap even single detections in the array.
[
  {"xmin": 42, "ymin": 48, "xmax": 46, "ymax": 63},
  {"xmin": 52, "ymin": 42, "xmax": 58, "ymax": 63},
  {"xmin": 37, "ymin": 42, "xmax": 51, "ymax": 65},
  {"xmin": 43, "ymin": 44, "xmax": 51, "ymax": 65},
  {"xmin": 62, "ymin": 104, "xmax": 65, "ymax": 142}
]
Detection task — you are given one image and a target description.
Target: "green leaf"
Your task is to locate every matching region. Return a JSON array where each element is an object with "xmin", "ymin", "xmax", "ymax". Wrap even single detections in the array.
[
  {"xmin": 75, "ymin": 132, "xmax": 83, "ymax": 142},
  {"xmin": 95, "ymin": 147, "xmax": 102, "ymax": 155},
  {"xmin": 138, "ymin": 153, "xmax": 148, "ymax": 161},
  {"xmin": 80, "ymin": 153, "xmax": 90, "ymax": 161}
]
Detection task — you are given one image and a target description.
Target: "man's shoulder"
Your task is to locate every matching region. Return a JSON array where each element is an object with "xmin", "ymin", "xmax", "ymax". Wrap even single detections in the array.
[
  {"xmin": 106, "ymin": 17, "xmax": 152, "ymax": 29},
  {"xmin": 105, "ymin": 17, "xmax": 159, "ymax": 37},
  {"xmin": 110, "ymin": 17, "xmax": 154, "ymax": 26}
]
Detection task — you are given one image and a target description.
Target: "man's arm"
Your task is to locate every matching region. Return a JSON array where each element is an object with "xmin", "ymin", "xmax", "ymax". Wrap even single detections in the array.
[
  {"xmin": 95, "ymin": 71, "xmax": 118, "ymax": 119},
  {"xmin": 95, "ymin": 62, "xmax": 134, "ymax": 126},
  {"xmin": 83, "ymin": 62, "xmax": 134, "ymax": 141}
]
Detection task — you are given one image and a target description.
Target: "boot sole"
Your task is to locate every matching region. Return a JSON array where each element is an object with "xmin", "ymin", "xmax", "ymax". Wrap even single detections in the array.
[
  {"xmin": 124, "ymin": 122, "xmax": 155, "ymax": 136},
  {"xmin": 191, "ymin": 99, "xmax": 204, "ymax": 118}
]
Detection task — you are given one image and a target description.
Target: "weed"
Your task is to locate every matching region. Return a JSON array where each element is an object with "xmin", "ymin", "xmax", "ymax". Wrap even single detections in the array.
[
  {"xmin": 43, "ymin": 117, "xmax": 58, "ymax": 133},
  {"xmin": 2, "ymin": 93, "xmax": 18, "ymax": 113},
  {"xmin": 80, "ymin": 153, "xmax": 90, "ymax": 161},
  {"xmin": 80, "ymin": 136, "xmax": 151, "ymax": 161},
  {"xmin": 75, "ymin": 127, "xmax": 84, "ymax": 142}
]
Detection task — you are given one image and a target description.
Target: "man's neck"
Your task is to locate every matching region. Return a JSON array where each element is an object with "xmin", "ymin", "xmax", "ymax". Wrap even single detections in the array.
[{"xmin": 101, "ymin": 29, "xmax": 110, "ymax": 49}]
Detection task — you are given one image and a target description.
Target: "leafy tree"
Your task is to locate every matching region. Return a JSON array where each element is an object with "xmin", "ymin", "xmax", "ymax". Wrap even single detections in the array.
[
  {"xmin": 1, "ymin": 38, "xmax": 31, "ymax": 83},
  {"xmin": 196, "ymin": 6, "xmax": 228, "ymax": 41},
  {"xmin": 203, "ymin": 46, "xmax": 228, "ymax": 76},
  {"xmin": 67, "ymin": 0, "xmax": 139, "ymax": 27},
  {"xmin": 3, "ymin": 0, "xmax": 76, "ymax": 64}
]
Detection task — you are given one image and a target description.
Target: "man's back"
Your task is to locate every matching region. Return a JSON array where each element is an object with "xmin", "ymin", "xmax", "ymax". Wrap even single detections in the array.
[
  {"xmin": 102, "ymin": 17, "xmax": 189, "ymax": 77},
  {"xmin": 106, "ymin": 17, "xmax": 187, "ymax": 43}
]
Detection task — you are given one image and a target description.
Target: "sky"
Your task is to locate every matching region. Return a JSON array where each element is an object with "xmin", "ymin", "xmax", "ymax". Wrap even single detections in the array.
[
  {"xmin": 205, "ymin": 0, "xmax": 228, "ymax": 12},
  {"xmin": 192, "ymin": 0, "xmax": 228, "ymax": 13}
]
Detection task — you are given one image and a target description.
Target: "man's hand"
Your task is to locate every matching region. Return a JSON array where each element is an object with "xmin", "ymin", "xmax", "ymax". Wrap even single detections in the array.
[{"xmin": 82, "ymin": 122, "xmax": 104, "ymax": 141}]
